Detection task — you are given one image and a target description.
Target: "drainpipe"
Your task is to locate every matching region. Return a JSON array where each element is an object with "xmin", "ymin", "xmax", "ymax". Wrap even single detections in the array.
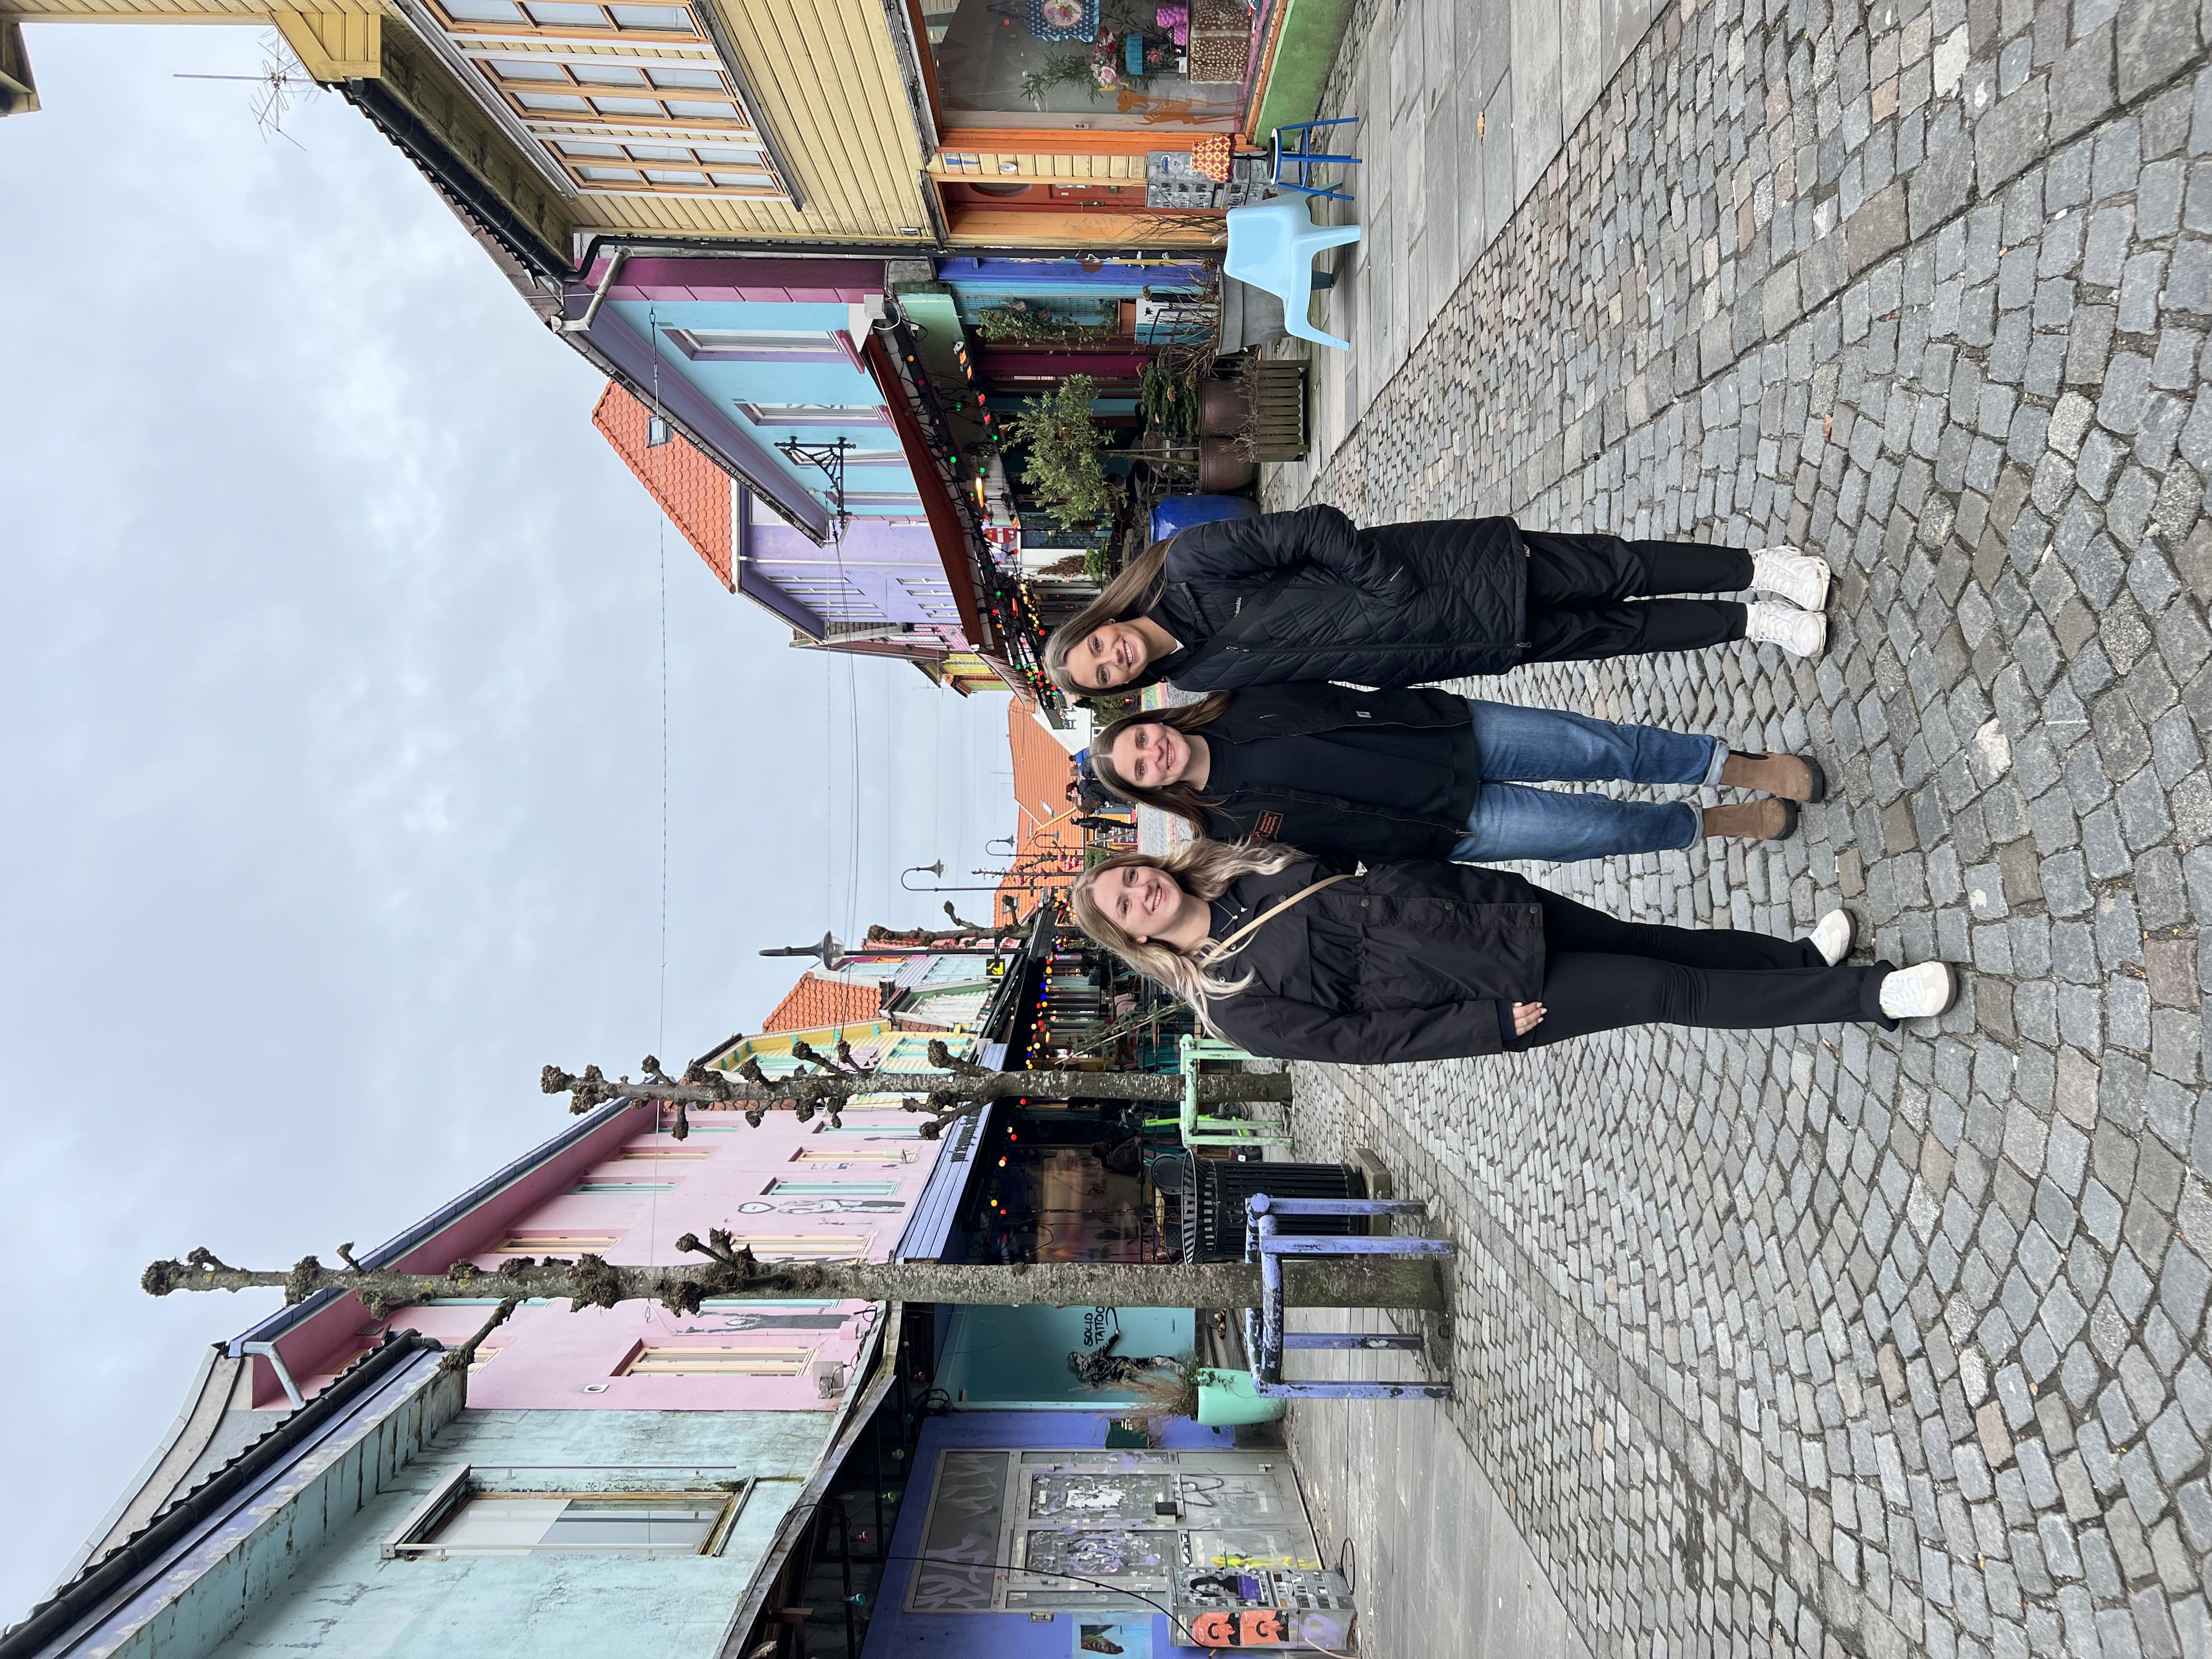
[
  {"xmin": 558, "ymin": 246, "xmax": 628, "ymax": 335},
  {"xmin": 240, "ymin": 1341, "xmax": 306, "ymax": 1410}
]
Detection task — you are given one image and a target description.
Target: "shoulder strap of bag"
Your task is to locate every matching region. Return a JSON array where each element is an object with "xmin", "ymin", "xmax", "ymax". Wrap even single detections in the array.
[
  {"xmin": 1197, "ymin": 872, "xmax": 1352, "ymax": 963},
  {"xmin": 1168, "ymin": 567, "xmax": 1302, "ymax": 678}
]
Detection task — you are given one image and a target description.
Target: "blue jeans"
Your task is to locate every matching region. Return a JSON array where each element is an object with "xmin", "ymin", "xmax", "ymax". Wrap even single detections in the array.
[{"xmin": 1448, "ymin": 698, "xmax": 1724, "ymax": 864}]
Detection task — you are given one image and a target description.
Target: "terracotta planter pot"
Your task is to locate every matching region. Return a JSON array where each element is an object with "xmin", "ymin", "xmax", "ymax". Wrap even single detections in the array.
[
  {"xmin": 1198, "ymin": 379, "xmax": 1252, "ymax": 437},
  {"xmin": 1197, "ymin": 437, "xmax": 1254, "ymax": 492}
]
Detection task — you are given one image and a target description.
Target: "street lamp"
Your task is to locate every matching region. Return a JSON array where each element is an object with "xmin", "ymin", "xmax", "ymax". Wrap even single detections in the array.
[
  {"xmin": 759, "ymin": 930, "xmax": 847, "ymax": 970},
  {"xmin": 901, "ymin": 857, "xmax": 1023, "ymax": 893}
]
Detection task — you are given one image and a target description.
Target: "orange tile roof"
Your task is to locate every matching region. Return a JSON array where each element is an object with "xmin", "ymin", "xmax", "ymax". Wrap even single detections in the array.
[
  {"xmin": 998, "ymin": 703, "xmax": 1081, "ymax": 909},
  {"xmin": 591, "ymin": 382, "xmax": 735, "ymax": 591},
  {"xmin": 758, "ymin": 970, "xmax": 886, "ymax": 1036}
]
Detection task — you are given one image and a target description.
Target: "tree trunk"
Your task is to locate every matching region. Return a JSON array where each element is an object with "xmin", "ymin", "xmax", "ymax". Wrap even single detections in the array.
[
  {"xmin": 544, "ymin": 1055, "xmax": 1293, "ymax": 1135},
  {"xmin": 144, "ymin": 1249, "xmax": 1443, "ymax": 1317}
]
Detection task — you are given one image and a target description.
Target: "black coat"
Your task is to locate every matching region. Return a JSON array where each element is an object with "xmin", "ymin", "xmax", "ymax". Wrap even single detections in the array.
[
  {"xmin": 1189, "ymin": 685, "xmax": 1477, "ymax": 864},
  {"xmin": 1200, "ymin": 858, "xmax": 1548, "ymax": 1064},
  {"xmin": 1152, "ymin": 505, "xmax": 1527, "ymax": 690}
]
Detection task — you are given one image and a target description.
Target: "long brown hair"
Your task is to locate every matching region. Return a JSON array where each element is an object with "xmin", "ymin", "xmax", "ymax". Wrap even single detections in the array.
[
  {"xmin": 1088, "ymin": 692, "xmax": 1235, "ymax": 832},
  {"xmin": 1069, "ymin": 840, "xmax": 1304, "ymax": 1031},
  {"xmin": 1042, "ymin": 538, "xmax": 1174, "ymax": 695}
]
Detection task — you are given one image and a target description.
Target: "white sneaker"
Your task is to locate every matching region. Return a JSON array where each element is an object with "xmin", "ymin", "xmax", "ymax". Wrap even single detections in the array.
[
  {"xmin": 1751, "ymin": 547, "xmax": 1832, "ymax": 611},
  {"xmin": 1808, "ymin": 910, "xmax": 1854, "ymax": 966},
  {"xmin": 1879, "ymin": 962, "xmax": 1957, "ymax": 1019},
  {"xmin": 1745, "ymin": 601, "xmax": 1828, "ymax": 658}
]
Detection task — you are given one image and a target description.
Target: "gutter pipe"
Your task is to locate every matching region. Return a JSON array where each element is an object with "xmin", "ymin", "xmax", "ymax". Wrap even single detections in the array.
[{"xmin": 558, "ymin": 246, "xmax": 627, "ymax": 334}]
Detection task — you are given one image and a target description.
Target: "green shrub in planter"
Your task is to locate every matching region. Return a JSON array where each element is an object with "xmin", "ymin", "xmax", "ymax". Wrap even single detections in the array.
[
  {"xmin": 1009, "ymin": 376, "xmax": 1114, "ymax": 531},
  {"xmin": 1138, "ymin": 360, "xmax": 1199, "ymax": 441}
]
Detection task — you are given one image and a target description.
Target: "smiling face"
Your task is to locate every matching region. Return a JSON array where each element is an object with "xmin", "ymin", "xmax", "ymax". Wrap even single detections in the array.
[
  {"xmin": 1073, "ymin": 620, "xmax": 1154, "ymax": 691},
  {"xmin": 1106, "ymin": 722, "xmax": 1190, "ymax": 789},
  {"xmin": 1100, "ymin": 861, "xmax": 1190, "ymax": 943}
]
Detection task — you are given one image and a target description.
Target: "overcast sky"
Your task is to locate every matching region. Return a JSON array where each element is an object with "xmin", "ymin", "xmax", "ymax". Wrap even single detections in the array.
[{"xmin": 0, "ymin": 26, "xmax": 1014, "ymax": 1616}]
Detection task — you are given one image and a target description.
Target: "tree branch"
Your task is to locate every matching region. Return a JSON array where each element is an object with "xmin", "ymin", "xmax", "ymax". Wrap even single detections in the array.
[
  {"xmin": 437, "ymin": 1296, "xmax": 521, "ymax": 1377},
  {"xmin": 140, "ymin": 1242, "xmax": 1443, "ymax": 1316},
  {"xmin": 540, "ymin": 1060, "xmax": 1289, "ymax": 1142}
]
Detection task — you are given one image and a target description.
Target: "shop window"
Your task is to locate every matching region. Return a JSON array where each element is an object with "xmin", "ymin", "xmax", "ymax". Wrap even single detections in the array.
[
  {"xmin": 906, "ymin": 1450, "xmax": 1322, "ymax": 1615},
  {"xmin": 925, "ymin": 0, "xmax": 1245, "ymax": 125}
]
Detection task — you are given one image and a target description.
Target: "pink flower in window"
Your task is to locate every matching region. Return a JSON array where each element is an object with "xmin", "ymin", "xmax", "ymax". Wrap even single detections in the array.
[{"xmin": 1040, "ymin": 0, "xmax": 1083, "ymax": 25}]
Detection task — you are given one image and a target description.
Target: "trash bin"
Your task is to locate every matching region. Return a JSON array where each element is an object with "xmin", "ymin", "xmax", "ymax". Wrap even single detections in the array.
[{"xmin": 1180, "ymin": 1158, "xmax": 1367, "ymax": 1263}]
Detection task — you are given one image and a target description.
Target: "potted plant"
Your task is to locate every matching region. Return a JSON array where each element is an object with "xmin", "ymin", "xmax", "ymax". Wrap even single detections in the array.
[
  {"xmin": 1008, "ymin": 375, "xmax": 1115, "ymax": 531},
  {"xmin": 1138, "ymin": 360, "xmax": 1200, "ymax": 441},
  {"xmin": 1193, "ymin": 352, "xmax": 1308, "ymax": 471}
]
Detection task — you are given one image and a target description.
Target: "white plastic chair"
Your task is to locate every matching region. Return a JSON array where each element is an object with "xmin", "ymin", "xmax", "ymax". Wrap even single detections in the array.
[{"xmin": 1223, "ymin": 199, "xmax": 1363, "ymax": 352}]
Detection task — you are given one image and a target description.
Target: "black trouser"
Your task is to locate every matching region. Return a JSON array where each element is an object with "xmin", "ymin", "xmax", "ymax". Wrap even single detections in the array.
[
  {"xmin": 1519, "ymin": 533, "xmax": 1754, "ymax": 663},
  {"xmin": 1503, "ymin": 889, "xmax": 1897, "ymax": 1051}
]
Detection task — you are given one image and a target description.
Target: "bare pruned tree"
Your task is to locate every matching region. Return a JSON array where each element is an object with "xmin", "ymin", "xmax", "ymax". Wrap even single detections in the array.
[
  {"xmin": 142, "ymin": 1234, "xmax": 1443, "ymax": 1321},
  {"xmin": 546, "ymin": 1040, "xmax": 1289, "ymax": 1141}
]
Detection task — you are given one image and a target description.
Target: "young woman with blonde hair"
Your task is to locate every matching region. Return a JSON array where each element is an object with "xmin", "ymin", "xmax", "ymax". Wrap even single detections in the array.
[
  {"xmin": 1068, "ymin": 841, "xmax": 1956, "ymax": 1063},
  {"xmin": 1043, "ymin": 505, "xmax": 1831, "ymax": 696}
]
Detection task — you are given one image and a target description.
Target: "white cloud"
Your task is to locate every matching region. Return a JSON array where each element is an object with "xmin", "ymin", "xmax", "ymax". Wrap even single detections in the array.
[{"xmin": 0, "ymin": 22, "xmax": 1012, "ymax": 1616}]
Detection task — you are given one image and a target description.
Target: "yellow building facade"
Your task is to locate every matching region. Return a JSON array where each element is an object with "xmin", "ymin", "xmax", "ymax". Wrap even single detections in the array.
[
  {"xmin": 2, "ymin": 0, "xmax": 939, "ymax": 257},
  {"xmin": 2, "ymin": 0, "xmax": 1237, "ymax": 260}
]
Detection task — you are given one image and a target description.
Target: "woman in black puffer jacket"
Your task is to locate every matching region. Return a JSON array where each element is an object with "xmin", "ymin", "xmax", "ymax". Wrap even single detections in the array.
[
  {"xmin": 1068, "ymin": 841, "xmax": 1959, "ymax": 1064},
  {"xmin": 1043, "ymin": 505, "xmax": 1831, "ymax": 695}
]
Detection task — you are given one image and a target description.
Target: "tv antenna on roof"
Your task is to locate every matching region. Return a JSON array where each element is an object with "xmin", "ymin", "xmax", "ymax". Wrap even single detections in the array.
[{"xmin": 174, "ymin": 32, "xmax": 317, "ymax": 151}]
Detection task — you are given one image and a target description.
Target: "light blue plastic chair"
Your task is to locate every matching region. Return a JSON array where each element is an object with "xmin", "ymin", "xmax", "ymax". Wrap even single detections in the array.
[{"xmin": 1224, "ymin": 199, "xmax": 1363, "ymax": 352}]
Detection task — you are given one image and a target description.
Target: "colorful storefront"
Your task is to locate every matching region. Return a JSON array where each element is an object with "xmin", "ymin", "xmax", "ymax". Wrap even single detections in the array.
[{"xmin": 863, "ymin": 1412, "xmax": 1356, "ymax": 1657}]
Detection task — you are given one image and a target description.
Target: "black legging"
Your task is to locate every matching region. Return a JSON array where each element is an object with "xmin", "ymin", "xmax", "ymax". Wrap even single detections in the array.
[
  {"xmin": 1520, "ymin": 533, "xmax": 1754, "ymax": 662},
  {"xmin": 1504, "ymin": 889, "xmax": 1896, "ymax": 1051}
]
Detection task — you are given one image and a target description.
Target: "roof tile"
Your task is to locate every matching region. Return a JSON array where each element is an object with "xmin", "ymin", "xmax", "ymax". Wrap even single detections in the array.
[{"xmin": 591, "ymin": 382, "xmax": 735, "ymax": 591}]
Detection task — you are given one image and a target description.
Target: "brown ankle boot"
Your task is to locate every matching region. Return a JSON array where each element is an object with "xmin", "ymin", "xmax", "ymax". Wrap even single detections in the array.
[
  {"xmin": 1703, "ymin": 800, "xmax": 1799, "ymax": 840},
  {"xmin": 1717, "ymin": 751, "xmax": 1826, "ymax": 801}
]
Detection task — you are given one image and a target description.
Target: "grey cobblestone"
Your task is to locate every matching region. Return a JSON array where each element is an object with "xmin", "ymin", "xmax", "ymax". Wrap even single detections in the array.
[{"xmin": 1266, "ymin": 0, "xmax": 2212, "ymax": 1650}]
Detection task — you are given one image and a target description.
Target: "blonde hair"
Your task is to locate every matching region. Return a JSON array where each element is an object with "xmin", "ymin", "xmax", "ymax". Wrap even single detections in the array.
[
  {"xmin": 1042, "ymin": 538, "xmax": 1173, "ymax": 696},
  {"xmin": 1069, "ymin": 839, "xmax": 1302, "ymax": 1033}
]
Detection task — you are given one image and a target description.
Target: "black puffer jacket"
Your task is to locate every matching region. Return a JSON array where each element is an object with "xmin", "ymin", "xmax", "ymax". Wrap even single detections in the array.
[
  {"xmin": 1188, "ymin": 685, "xmax": 1477, "ymax": 864},
  {"xmin": 1199, "ymin": 857, "xmax": 1547, "ymax": 1064},
  {"xmin": 1150, "ymin": 505, "xmax": 1527, "ymax": 690}
]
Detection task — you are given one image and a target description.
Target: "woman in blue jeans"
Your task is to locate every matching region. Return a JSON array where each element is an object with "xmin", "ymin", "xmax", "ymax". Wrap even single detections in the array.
[{"xmin": 1087, "ymin": 683, "xmax": 1821, "ymax": 865}]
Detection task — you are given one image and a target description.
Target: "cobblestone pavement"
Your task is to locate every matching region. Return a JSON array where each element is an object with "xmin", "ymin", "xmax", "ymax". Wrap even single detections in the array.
[{"xmin": 1265, "ymin": 0, "xmax": 2212, "ymax": 1654}]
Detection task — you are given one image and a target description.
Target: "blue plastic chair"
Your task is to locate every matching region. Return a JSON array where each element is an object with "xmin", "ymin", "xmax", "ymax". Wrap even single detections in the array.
[
  {"xmin": 1224, "ymin": 198, "xmax": 1363, "ymax": 351},
  {"xmin": 1269, "ymin": 116, "xmax": 1361, "ymax": 201}
]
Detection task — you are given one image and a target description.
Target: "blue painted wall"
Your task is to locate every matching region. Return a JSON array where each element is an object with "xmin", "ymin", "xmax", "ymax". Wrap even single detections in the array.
[{"xmin": 605, "ymin": 298, "xmax": 922, "ymax": 521}]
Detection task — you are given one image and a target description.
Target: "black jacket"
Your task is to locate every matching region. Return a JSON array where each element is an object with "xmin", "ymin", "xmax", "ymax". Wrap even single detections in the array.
[
  {"xmin": 1150, "ymin": 505, "xmax": 1527, "ymax": 690},
  {"xmin": 1188, "ymin": 685, "xmax": 1477, "ymax": 864},
  {"xmin": 1199, "ymin": 858, "xmax": 1548, "ymax": 1064}
]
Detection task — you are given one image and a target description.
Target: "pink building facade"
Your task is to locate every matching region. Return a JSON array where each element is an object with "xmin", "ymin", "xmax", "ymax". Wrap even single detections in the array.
[{"xmin": 266, "ymin": 1099, "xmax": 949, "ymax": 1415}]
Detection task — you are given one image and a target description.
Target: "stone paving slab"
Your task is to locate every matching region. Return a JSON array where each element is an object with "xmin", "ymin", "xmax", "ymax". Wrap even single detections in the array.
[
  {"xmin": 1260, "ymin": 0, "xmax": 2212, "ymax": 1652},
  {"xmin": 1281, "ymin": 1300, "xmax": 1594, "ymax": 1659}
]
